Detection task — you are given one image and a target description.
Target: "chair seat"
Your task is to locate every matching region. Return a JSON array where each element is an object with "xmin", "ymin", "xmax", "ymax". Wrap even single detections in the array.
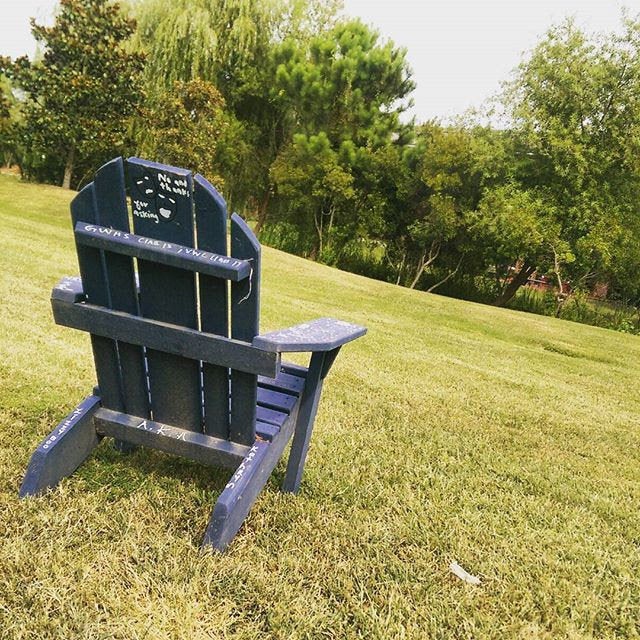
[{"xmin": 256, "ymin": 366, "xmax": 307, "ymax": 442}]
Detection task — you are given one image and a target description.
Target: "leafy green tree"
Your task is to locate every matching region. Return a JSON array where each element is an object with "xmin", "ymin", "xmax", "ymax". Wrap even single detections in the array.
[
  {"xmin": 469, "ymin": 185, "xmax": 554, "ymax": 305},
  {"xmin": 131, "ymin": 0, "xmax": 341, "ymax": 214},
  {"xmin": 3, "ymin": 0, "xmax": 144, "ymax": 188},
  {"xmin": 0, "ymin": 79, "xmax": 14, "ymax": 166},
  {"xmin": 382, "ymin": 122, "xmax": 507, "ymax": 290},
  {"xmin": 269, "ymin": 20, "xmax": 414, "ymax": 259},
  {"xmin": 140, "ymin": 79, "xmax": 230, "ymax": 189},
  {"xmin": 501, "ymin": 17, "xmax": 640, "ymax": 304},
  {"xmin": 270, "ymin": 132, "xmax": 355, "ymax": 259}
]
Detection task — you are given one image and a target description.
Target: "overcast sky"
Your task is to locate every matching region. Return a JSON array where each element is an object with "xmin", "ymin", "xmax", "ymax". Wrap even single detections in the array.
[{"xmin": 2, "ymin": 0, "xmax": 639, "ymax": 122}]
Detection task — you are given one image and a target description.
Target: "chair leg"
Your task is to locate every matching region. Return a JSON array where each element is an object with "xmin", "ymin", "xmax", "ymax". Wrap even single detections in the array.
[
  {"xmin": 203, "ymin": 403, "xmax": 298, "ymax": 551},
  {"xmin": 282, "ymin": 351, "xmax": 329, "ymax": 494},
  {"xmin": 203, "ymin": 440, "xmax": 270, "ymax": 551},
  {"xmin": 20, "ymin": 395, "xmax": 102, "ymax": 497}
]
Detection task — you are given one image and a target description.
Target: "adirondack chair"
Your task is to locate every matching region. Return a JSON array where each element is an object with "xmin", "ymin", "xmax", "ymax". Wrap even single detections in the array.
[{"xmin": 20, "ymin": 157, "xmax": 366, "ymax": 551}]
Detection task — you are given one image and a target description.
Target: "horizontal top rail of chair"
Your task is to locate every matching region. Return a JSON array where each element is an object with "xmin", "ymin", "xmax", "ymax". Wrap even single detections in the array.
[
  {"xmin": 253, "ymin": 317, "xmax": 367, "ymax": 352},
  {"xmin": 51, "ymin": 295, "xmax": 280, "ymax": 378},
  {"xmin": 75, "ymin": 222, "xmax": 251, "ymax": 282}
]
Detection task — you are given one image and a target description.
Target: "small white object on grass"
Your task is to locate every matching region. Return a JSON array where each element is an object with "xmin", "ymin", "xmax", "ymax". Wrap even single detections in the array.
[{"xmin": 449, "ymin": 562, "xmax": 481, "ymax": 585}]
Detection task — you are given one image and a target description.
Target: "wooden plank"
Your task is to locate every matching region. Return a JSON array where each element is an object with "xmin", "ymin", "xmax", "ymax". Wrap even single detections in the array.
[
  {"xmin": 70, "ymin": 184, "xmax": 123, "ymax": 411},
  {"xmin": 253, "ymin": 317, "xmax": 367, "ymax": 352},
  {"xmin": 256, "ymin": 406, "xmax": 288, "ymax": 427},
  {"xmin": 281, "ymin": 362, "xmax": 308, "ymax": 379},
  {"xmin": 51, "ymin": 276, "xmax": 84, "ymax": 303},
  {"xmin": 194, "ymin": 175, "xmax": 230, "ymax": 439},
  {"xmin": 255, "ymin": 421, "xmax": 279, "ymax": 442},
  {"xmin": 282, "ymin": 350, "xmax": 333, "ymax": 493},
  {"xmin": 230, "ymin": 213, "xmax": 261, "ymax": 446},
  {"xmin": 93, "ymin": 158, "xmax": 149, "ymax": 447},
  {"xmin": 94, "ymin": 408, "xmax": 247, "ymax": 469},
  {"xmin": 202, "ymin": 409, "xmax": 297, "ymax": 551},
  {"xmin": 256, "ymin": 388, "xmax": 298, "ymax": 414},
  {"xmin": 127, "ymin": 158, "xmax": 201, "ymax": 431},
  {"xmin": 258, "ymin": 371, "xmax": 305, "ymax": 396},
  {"xmin": 20, "ymin": 396, "xmax": 102, "ymax": 497},
  {"xmin": 75, "ymin": 222, "xmax": 250, "ymax": 281},
  {"xmin": 51, "ymin": 297, "xmax": 279, "ymax": 377}
]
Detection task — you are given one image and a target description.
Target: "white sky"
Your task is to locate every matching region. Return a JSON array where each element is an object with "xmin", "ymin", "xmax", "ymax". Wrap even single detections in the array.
[{"xmin": 2, "ymin": 0, "xmax": 639, "ymax": 123}]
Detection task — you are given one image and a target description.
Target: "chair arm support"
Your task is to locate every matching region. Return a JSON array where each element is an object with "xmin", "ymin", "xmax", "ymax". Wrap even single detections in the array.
[
  {"xmin": 51, "ymin": 276, "xmax": 86, "ymax": 303},
  {"xmin": 252, "ymin": 317, "xmax": 366, "ymax": 353}
]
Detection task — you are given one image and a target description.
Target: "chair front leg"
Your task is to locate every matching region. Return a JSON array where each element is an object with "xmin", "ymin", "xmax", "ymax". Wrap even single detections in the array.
[{"xmin": 282, "ymin": 347, "xmax": 340, "ymax": 493}]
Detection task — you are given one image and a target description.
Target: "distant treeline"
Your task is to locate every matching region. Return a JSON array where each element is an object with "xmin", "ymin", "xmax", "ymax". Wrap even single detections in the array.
[{"xmin": 2, "ymin": 0, "xmax": 640, "ymax": 321}]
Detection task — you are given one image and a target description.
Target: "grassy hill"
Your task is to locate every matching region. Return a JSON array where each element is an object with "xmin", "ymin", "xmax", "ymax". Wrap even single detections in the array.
[{"xmin": 0, "ymin": 173, "xmax": 639, "ymax": 639}]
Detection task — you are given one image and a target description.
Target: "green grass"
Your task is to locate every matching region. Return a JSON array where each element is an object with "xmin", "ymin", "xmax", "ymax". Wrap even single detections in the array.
[{"xmin": 0, "ymin": 173, "xmax": 639, "ymax": 639}]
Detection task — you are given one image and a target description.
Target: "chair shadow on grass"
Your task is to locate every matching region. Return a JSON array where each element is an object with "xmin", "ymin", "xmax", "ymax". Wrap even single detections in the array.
[{"xmin": 66, "ymin": 438, "xmax": 290, "ymax": 546}]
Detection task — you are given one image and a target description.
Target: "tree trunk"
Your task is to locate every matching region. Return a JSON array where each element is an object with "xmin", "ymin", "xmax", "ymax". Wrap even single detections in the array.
[
  {"xmin": 427, "ymin": 256, "xmax": 463, "ymax": 293},
  {"xmin": 312, "ymin": 210, "xmax": 323, "ymax": 260},
  {"xmin": 409, "ymin": 241, "xmax": 440, "ymax": 289},
  {"xmin": 62, "ymin": 147, "xmax": 75, "ymax": 189},
  {"xmin": 555, "ymin": 293, "xmax": 571, "ymax": 318},
  {"xmin": 254, "ymin": 191, "xmax": 270, "ymax": 234},
  {"xmin": 494, "ymin": 262, "xmax": 536, "ymax": 307}
]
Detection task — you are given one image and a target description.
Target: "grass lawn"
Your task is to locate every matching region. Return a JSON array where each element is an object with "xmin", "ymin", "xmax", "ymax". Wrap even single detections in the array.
[{"xmin": 0, "ymin": 173, "xmax": 639, "ymax": 639}]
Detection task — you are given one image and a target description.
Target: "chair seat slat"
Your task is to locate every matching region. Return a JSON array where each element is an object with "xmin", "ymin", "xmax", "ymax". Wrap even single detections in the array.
[{"xmin": 256, "ymin": 388, "xmax": 298, "ymax": 414}]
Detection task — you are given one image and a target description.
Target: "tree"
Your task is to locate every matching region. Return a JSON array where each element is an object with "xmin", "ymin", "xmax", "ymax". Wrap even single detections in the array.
[
  {"xmin": 131, "ymin": 0, "xmax": 342, "ymax": 215},
  {"xmin": 268, "ymin": 20, "xmax": 414, "ymax": 260},
  {"xmin": 380, "ymin": 122, "xmax": 508, "ymax": 291},
  {"xmin": 270, "ymin": 132, "xmax": 355, "ymax": 259},
  {"xmin": 499, "ymin": 17, "xmax": 640, "ymax": 304},
  {"xmin": 469, "ymin": 185, "xmax": 553, "ymax": 305},
  {"xmin": 0, "ymin": 78, "xmax": 14, "ymax": 166},
  {"xmin": 4, "ymin": 0, "xmax": 144, "ymax": 188},
  {"xmin": 139, "ymin": 79, "xmax": 231, "ymax": 189}
]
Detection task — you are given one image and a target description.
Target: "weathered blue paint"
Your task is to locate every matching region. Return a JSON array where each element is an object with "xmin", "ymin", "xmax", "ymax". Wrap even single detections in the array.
[
  {"xmin": 94, "ymin": 157, "xmax": 149, "ymax": 452},
  {"xmin": 258, "ymin": 371, "xmax": 305, "ymax": 396},
  {"xmin": 253, "ymin": 317, "xmax": 367, "ymax": 352},
  {"xmin": 282, "ymin": 350, "xmax": 333, "ymax": 493},
  {"xmin": 94, "ymin": 408, "xmax": 248, "ymax": 469},
  {"xmin": 255, "ymin": 421, "xmax": 279, "ymax": 442},
  {"xmin": 194, "ymin": 175, "xmax": 231, "ymax": 439},
  {"xmin": 230, "ymin": 213, "xmax": 261, "ymax": 446},
  {"xmin": 257, "ymin": 388, "xmax": 298, "ymax": 414},
  {"xmin": 51, "ymin": 275, "xmax": 85, "ymax": 303},
  {"xmin": 51, "ymin": 294, "xmax": 279, "ymax": 377},
  {"xmin": 70, "ymin": 183, "xmax": 124, "ymax": 412},
  {"xmin": 127, "ymin": 157, "xmax": 201, "ymax": 431},
  {"xmin": 75, "ymin": 222, "xmax": 250, "ymax": 281},
  {"xmin": 20, "ymin": 396, "xmax": 102, "ymax": 497},
  {"xmin": 204, "ymin": 401, "xmax": 300, "ymax": 551},
  {"xmin": 24, "ymin": 157, "xmax": 366, "ymax": 552},
  {"xmin": 256, "ymin": 405, "xmax": 289, "ymax": 427}
]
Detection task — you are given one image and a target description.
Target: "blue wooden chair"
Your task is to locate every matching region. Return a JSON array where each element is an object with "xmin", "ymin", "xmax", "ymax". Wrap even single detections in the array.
[{"xmin": 20, "ymin": 157, "xmax": 366, "ymax": 551}]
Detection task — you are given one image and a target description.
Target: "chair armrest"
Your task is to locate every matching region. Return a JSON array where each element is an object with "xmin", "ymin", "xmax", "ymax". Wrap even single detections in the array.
[
  {"xmin": 51, "ymin": 276, "xmax": 85, "ymax": 303},
  {"xmin": 252, "ymin": 318, "xmax": 366, "ymax": 353}
]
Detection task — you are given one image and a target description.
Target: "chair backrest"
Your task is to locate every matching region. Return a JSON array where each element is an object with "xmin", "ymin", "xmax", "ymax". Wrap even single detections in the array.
[{"xmin": 71, "ymin": 157, "xmax": 261, "ymax": 446}]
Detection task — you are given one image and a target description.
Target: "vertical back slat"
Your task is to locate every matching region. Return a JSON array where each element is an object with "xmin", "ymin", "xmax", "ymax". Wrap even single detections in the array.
[
  {"xmin": 70, "ymin": 185, "xmax": 123, "ymax": 411},
  {"xmin": 126, "ymin": 158, "xmax": 201, "ymax": 431},
  {"xmin": 194, "ymin": 175, "xmax": 230, "ymax": 438},
  {"xmin": 93, "ymin": 158, "xmax": 149, "ymax": 420},
  {"xmin": 230, "ymin": 213, "xmax": 260, "ymax": 446}
]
